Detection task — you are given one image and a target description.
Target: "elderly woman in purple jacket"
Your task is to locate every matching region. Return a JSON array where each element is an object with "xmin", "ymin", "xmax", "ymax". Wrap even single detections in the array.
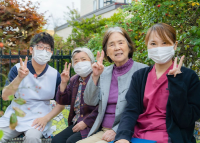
[{"xmin": 51, "ymin": 47, "xmax": 98, "ymax": 143}]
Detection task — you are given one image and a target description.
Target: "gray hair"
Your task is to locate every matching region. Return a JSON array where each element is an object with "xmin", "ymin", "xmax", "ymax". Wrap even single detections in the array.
[
  {"xmin": 71, "ymin": 47, "xmax": 95, "ymax": 67},
  {"xmin": 106, "ymin": 27, "xmax": 130, "ymax": 48},
  {"xmin": 107, "ymin": 27, "xmax": 124, "ymax": 34}
]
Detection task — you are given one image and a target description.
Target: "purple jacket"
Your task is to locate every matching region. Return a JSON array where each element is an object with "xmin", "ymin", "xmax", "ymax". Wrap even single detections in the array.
[{"xmin": 56, "ymin": 74, "xmax": 98, "ymax": 138}]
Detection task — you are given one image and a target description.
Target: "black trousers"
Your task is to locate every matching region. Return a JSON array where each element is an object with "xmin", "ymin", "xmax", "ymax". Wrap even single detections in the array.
[{"xmin": 51, "ymin": 124, "xmax": 82, "ymax": 143}]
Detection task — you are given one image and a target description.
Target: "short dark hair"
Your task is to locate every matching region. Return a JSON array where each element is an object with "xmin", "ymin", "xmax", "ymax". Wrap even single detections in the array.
[
  {"xmin": 102, "ymin": 27, "xmax": 135, "ymax": 63},
  {"xmin": 30, "ymin": 32, "xmax": 54, "ymax": 50}
]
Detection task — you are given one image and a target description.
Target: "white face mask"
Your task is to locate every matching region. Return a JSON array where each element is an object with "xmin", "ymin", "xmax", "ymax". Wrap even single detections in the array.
[
  {"xmin": 74, "ymin": 61, "xmax": 92, "ymax": 77},
  {"xmin": 33, "ymin": 49, "xmax": 52, "ymax": 65},
  {"xmin": 148, "ymin": 46, "xmax": 175, "ymax": 64}
]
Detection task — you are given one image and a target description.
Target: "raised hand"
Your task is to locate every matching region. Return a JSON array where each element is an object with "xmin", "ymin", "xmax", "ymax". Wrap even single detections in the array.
[
  {"xmin": 168, "ymin": 55, "xmax": 185, "ymax": 77},
  {"xmin": 91, "ymin": 51, "xmax": 104, "ymax": 85},
  {"xmin": 92, "ymin": 50, "xmax": 104, "ymax": 77},
  {"xmin": 61, "ymin": 62, "xmax": 71, "ymax": 84},
  {"xmin": 18, "ymin": 56, "xmax": 29, "ymax": 79}
]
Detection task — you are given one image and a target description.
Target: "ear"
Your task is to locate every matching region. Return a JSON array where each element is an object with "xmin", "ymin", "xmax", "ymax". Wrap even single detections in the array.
[
  {"xmin": 174, "ymin": 41, "xmax": 178, "ymax": 51},
  {"xmin": 29, "ymin": 47, "xmax": 33, "ymax": 54},
  {"xmin": 51, "ymin": 50, "xmax": 53, "ymax": 55}
]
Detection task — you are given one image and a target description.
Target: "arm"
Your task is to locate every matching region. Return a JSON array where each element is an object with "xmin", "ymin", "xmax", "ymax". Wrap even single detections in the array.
[
  {"xmin": 56, "ymin": 62, "xmax": 72, "ymax": 105},
  {"xmin": 3, "ymin": 57, "xmax": 29, "ymax": 101},
  {"xmin": 115, "ymin": 72, "xmax": 141, "ymax": 142},
  {"xmin": 83, "ymin": 105, "xmax": 99, "ymax": 128},
  {"xmin": 56, "ymin": 79, "xmax": 73, "ymax": 105},
  {"xmin": 167, "ymin": 70, "xmax": 200, "ymax": 128},
  {"xmin": 83, "ymin": 75, "xmax": 100, "ymax": 106},
  {"xmin": 83, "ymin": 50, "xmax": 105, "ymax": 106},
  {"xmin": 2, "ymin": 75, "xmax": 23, "ymax": 101}
]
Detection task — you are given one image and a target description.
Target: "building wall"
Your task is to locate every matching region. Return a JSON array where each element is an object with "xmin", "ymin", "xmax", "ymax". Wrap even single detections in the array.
[
  {"xmin": 80, "ymin": 0, "xmax": 128, "ymax": 17},
  {"xmin": 100, "ymin": 9, "xmax": 118, "ymax": 18},
  {"xmin": 80, "ymin": 0, "xmax": 94, "ymax": 16},
  {"xmin": 55, "ymin": 26, "xmax": 72, "ymax": 40}
]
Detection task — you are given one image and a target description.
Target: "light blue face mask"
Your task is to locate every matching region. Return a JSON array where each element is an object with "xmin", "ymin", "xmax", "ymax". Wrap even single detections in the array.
[
  {"xmin": 74, "ymin": 61, "xmax": 92, "ymax": 77},
  {"xmin": 148, "ymin": 45, "xmax": 175, "ymax": 64}
]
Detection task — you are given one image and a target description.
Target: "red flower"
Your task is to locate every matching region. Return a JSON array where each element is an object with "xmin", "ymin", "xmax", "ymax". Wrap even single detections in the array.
[
  {"xmin": 36, "ymin": 86, "xmax": 38, "ymax": 88},
  {"xmin": 157, "ymin": 4, "xmax": 161, "ymax": 7},
  {"xmin": 28, "ymin": 108, "xmax": 30, "ymax": 110},
  {"xmin": 34, "ymin": 74, "xmax": 37, "ymax": 78}
]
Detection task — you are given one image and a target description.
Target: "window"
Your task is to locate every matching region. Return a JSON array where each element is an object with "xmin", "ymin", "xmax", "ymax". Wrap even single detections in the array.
[
  {"xmin": 93, "ymin": 0, "xmax": 97, "ymax": 11},
  {"xmin": 125, "ymin": 0, "xmax": 132, "ymax": 3},
  {"xmin": 99, "ymin": 0, "xmax": 104, "ymax": 8}
]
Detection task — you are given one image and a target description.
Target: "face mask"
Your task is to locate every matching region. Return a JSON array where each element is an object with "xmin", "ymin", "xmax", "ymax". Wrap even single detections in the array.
[
  {"xmin": 74, "ymin": 61, "xmax": 92, "ymax": 77},
  {"xmin": 33, "ymin": 49, "xmax": 52, "ymax": 65},
  {"xmin": 148, "ymin": 46, "xmax": 175, "ymax": 64}
]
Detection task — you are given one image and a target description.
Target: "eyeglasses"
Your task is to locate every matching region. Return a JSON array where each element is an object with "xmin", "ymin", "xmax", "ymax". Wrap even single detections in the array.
[{"xmin": 34, "ymin": 44, "xmax": 52, "ymax": 52}]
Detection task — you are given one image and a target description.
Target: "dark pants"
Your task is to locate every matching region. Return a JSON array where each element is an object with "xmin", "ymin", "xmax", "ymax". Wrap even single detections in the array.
[{"xmin": 51, "ymin": 124, "xmax": 82, "ymax": 143}]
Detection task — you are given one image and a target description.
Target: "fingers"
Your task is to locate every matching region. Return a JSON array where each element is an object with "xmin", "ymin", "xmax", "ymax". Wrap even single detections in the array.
[
  {"xmin": 64, "ymin": 62, "xmax": 68, "ymax": 71},
  {"xmin": 96, "ymin": 51, "xmax": 100, "ymax": 62},
  {"xmin": 64, "ymin": 62, "xmax": 71, "ymax": 72},
  {"xmin": 92, "ymin": 63, "xmax": 98, "ymax": 69},
  {"xmin": 173, "ymin": 57, "xmax": 177, "ymax": 69},
  {"xmin": 100, "ymin": 50, "xmax": 104, "ymax": 64},
  {"xmin": 102, "ymin": 133, "xmax": 106, "ymax": 140},
  {"xmin": 31, "ymin": 119, "xmax": 37, "ymax": 127},
  {"xmin": 178, "ymin": 55, "xmax": 185, "ymax": 69},
  {"xmin": 20, "ymin": 58, "xmax": 23, "ymax": 67},
  {"xmin": 24, "ymin": 56, "xmax": 28, "ymax": 67},
  {"xmin": 18, "ymin": 69, "xmax": 26, "ymax": 75},
  {"xmin": 72, "ymin": 125, "xmax": 78, "ymax": 132},
  {"xmin": 68, "ymin": 63, "xmax": 71, "ymax": 72},
  {"xmin": 96, "ymin": 61, "xmax": 103, "ymax": 70}
]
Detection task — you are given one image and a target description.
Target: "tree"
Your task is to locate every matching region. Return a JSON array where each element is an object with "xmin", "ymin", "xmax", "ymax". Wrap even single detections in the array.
[
  {"xmin": 87, "ymin": 0, "xmax": 200, "ymax": 73},
  {"xmin": 0, "ymin": 0, "xmax": 46, "ymax": 52},
  {"xmin": 65, "ymin": 13, "xmax": 120, "ymax": 49},
  {"xmin": 64, "ymin": 6, "xmax": 80, "ymax": 23}
]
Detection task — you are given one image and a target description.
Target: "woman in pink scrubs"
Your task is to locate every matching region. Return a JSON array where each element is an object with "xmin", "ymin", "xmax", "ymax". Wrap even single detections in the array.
[{"xmin": 114, "ymin": 23, "xmax": 200, "ymax": 143}]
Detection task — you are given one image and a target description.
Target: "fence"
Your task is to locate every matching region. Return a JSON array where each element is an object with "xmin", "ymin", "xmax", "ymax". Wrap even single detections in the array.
[{"xmin": 0, "ymin": 49, "xmax": 72, "ymax": 110}]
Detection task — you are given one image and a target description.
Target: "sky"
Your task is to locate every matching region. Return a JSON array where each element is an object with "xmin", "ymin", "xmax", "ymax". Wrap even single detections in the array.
[{"xmin": 17, "ymin": 0, "xmax": 81, "ymax": 30}]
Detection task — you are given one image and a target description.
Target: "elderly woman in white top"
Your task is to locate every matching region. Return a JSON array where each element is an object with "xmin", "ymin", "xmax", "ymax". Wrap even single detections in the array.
[{"xmin": 77, "ymin": 27, "xmax": 147, "ymax": 143}]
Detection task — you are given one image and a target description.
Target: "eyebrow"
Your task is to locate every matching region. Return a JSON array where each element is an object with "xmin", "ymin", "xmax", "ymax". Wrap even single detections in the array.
[{"xmin": 108, "ymin": 39, "xmax": 125, "ymax": 44}]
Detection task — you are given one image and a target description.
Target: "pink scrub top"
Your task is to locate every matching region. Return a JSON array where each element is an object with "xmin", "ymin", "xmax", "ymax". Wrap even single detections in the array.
[{"xmin": 133, "ymin": 63, "xmax": 173, "ymax": 143}]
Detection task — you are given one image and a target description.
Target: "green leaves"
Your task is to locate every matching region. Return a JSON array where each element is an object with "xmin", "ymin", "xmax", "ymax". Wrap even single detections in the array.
[
  {"xmin": 9, "ymin": 113, "xmax": 18, "ymax": 130},
  {"xmin": 8, "ymin": 95, "xmax": 14, "ymax": 101},
  {"xmin": 14, "ymin": 97, "xmax": 26, "ymax": 105},
  {"xmin": 0, "ymin": 130, "xmax": 3, "ymax": 140},
  {"xmin": 13, "ymin": 107, "xmax": 26, "ymax": 117}
]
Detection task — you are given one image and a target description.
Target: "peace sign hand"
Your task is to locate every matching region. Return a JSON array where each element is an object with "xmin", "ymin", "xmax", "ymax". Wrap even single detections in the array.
[
  {"xmin": 61, "ymin": 62, "xmax": 71, "ymax": 84},
  {"xmin": 168, "ymin": 55, "xmax": 185, "ymax": 77},
  {"xmin": 18, "ymin": 56, "xmax": 29, "ymax": 79},
  {"xmin": 92, "ymin": 50, "xmax": 104, "ymax": 77}
]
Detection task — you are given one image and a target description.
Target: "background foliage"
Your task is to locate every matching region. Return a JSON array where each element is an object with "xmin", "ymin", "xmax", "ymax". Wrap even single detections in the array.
[{"xmin": 65, "ymin": 0, "xmax": 200, "ymax": 71}]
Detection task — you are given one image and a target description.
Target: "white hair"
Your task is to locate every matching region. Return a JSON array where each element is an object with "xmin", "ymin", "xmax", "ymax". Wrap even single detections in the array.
[
  {"xmin": 107, "ymin": 27, "xmax": 124, "ymax": 34},
  {"xmin": 105, "ymin": 27, "xmax": 130, "ymax": 48},
  {"xmin": 71, "ymin": 47, "xmax": 95, "ymax": 67}
]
